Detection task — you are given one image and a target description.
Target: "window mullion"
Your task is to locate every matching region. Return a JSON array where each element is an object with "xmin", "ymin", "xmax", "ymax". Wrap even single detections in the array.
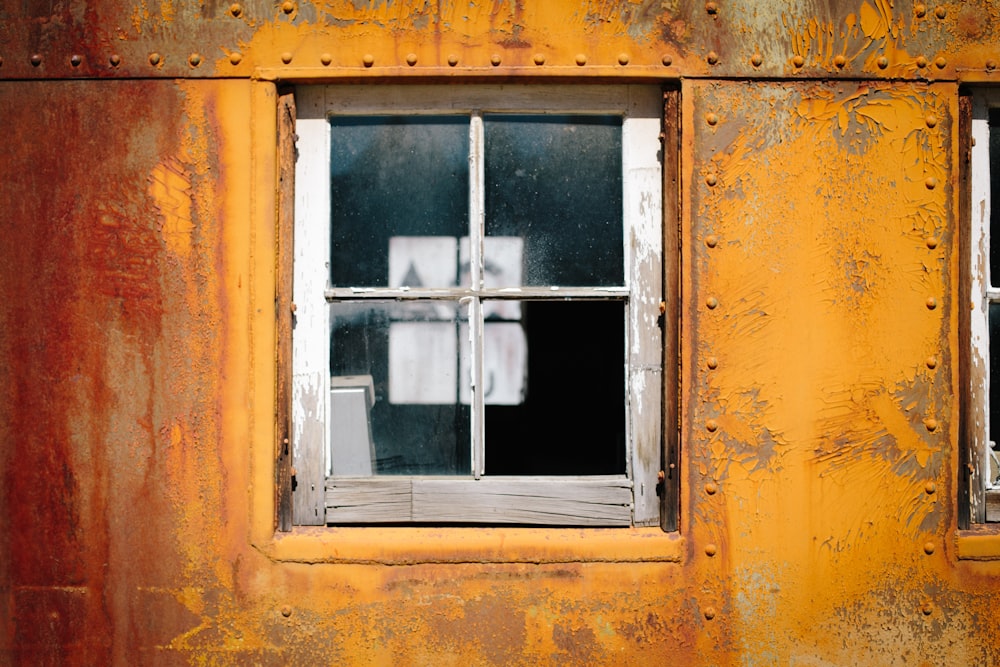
[{"xmin": 470, "ymin": 112, "xmax": 486, "ymax": 479}]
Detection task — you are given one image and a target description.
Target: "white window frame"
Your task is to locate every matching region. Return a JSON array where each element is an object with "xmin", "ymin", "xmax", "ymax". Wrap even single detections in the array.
[
  {"xmin": 970, "ymin": 88, "xmax": 1000, "ymax": 523},
  {"xmin": 291, "ymin": 85, "xmax": 663, "ymax": 527}
]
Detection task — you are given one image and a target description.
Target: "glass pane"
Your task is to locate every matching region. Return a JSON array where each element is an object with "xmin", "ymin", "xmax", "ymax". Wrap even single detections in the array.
[
  {"xmin": 991, "ymin": 109, "xmax": 1000, "ymax": 286},
  {"xmin": 484, "ymin": 115, "xmax": 623, "ymax": 287},
  {"xmin": 330, "ymin": 116, "xmax": 469, "ymax": 288},
  {"xmin": 484, "ymin": 300, "xmax": 625, "ymax": 475},
  {"xmin": 990, "ymin": 303, "xmax": 1000, "ymax": 486},
  {"xmin": 329, "ymin": 301, "xmax": 470, "ymax": 475}
]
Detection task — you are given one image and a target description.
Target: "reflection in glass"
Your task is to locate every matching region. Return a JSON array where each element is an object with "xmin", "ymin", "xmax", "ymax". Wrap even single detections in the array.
[
  {"xmin": 330, "ymin": 301, "xmax": 470, "ymax": 475},
  {"xmin": 484, "ymin": 115, "xmax": 623, "ymax": 287},
  {"xmin": 329, "ymin": 116, "xmax": 469, "ymax": 288}
]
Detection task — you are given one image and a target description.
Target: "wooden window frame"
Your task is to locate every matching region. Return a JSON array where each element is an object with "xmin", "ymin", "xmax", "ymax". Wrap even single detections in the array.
[
  {"xmin": 963, "ymin": 87, "xmax": 1000, "ymax": 526},
  {"xmin": 276, "ymin": 84, "xmax": 680, "ymax": 531}
]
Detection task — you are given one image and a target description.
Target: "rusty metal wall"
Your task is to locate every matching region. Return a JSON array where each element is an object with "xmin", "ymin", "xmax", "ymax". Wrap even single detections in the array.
[{"xmin": 1, "ymin": 1, "xmax": 1000, "ymax": 665}]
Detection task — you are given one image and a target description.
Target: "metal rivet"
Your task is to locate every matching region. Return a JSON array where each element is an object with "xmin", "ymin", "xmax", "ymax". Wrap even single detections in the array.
[
  {"xmin": 707, "ymin": 356, "xmax": 719, "ymax": 370},
  {"xmin": 924, "ymin": 418, "xmax": 938, "ymax": 432},
  {"xmin": 792, "ymin": 54, "xmax": 804, "ymax": 68},
  {"xmin": 706, "ymin": 1, "xmax": 718, "ymax": 14},
  {"xmin": 661, "ymin": 54, "xmax": 673, "ymax": 66},
  {"xmin": 706, "ymin": 296, "xmax": 719, "ymax": 310},
  {"xmin": 706, "ymin": 419, "xmax": 718, "ymax": 432},
  {"xmin": 834, "ymin": 54, "xmax": 846, "ymax": 68},
  {"xmin": 935, "ymin": 57, "xmax": 947, "ymax": 69},
  {"xmin": 925, "ymin": 176, "xmax": 938, "ymax": 190},
  {"xmin": 707, "ymin": 51, "xmax": 719, "ymax": 65},
  {"xmin": 320, "ymin": 53, "xmax": 332, "ymax": 66},
  {"xmin": 149, "ymin": 52, "xmax": 161, "ymax": 66},
  {"xmin": 533, "ymin": 53, "xmax": 545, "ymax": 65},
  {"xmin": 915, "ymin": 3, "xmax": 927, "ymax": 17},
  {"xmin": 704, "ymin": 607, "xmax": 716, "ymax": 620},
  {"xmin": 448, "ymin": 54, "xmax": 459, "ymax": 67},
  {"xmin": 362, "ymin": 54, "xmax": 375, "ymax": 67},
  {"xmin": 877, "ymin": 56, "xmax": 888, "ymax": 69},
  {"xmin": 281, "ymin": 52, "xmax": 293, "ymax": 64},
  {"xmin": 706, "ymin": 113, "xmax": 719, "ymax": 126},
  {"xmin": 491, "ymin": 54, "xmax": 502, "ymax": 66},
  {"xmin": 189, "ymin": 53, "xmax": 201, "ymax": 67},
  {"xmin": 925, "ymin": 236, "xmax": 939, "ymax": 249},
  {"xmin": 926, "ymin": 355, "xmax": 938, "ymax": 369},
  {"xmin": 230, "ymin": 3, "xmax": 242, "ymax": 17},
  {"xmin": 229, "ymin": 52, "xmax": 242, "ymax": 65},
  {"xmin": 70, "ymin": 54, "xmax": 82, "ymax": 67},
  {"xmin": 30, "ymin": 54, "xmax": 42, "ymax": 67},
  {"xmin": 281, "ymin": 605, "xmax": 292, "ymax": 617},
  {"xmin": 705, "ymin": 173, "xmax": 718, "ymax": 187},
  {"xmin": 925, "ymin": 115, "xmax": 938, "ymax": 128},
  {"xmin": 751, "ymin": 52, "xmax": 762, "ymax": 67},
  {"xmin": 925, "ymin": 481, "xmax": 937, "ymax": 495},
  {"xmin": 921, "ymin": 601, "xmax": 934, "ymax": 616},
  {"xmin": 110, "ymin": 54, "xmax": 121, "ymax": 67},
  {"xmin": 988, "ymin": 60, "xmax": 998, "ymax": 72},
  {"xmin": 934, "ymin": 6, "xmax": 946, "ymax": 19},
  {"xmin": 404, "ymin": 53, "xmax": 417, "ymax": 66},
  {"xmin": 282, "ymin": 1, "xmax": 294, "ymax": 13},
  {"xmin": 618, "ymin": 52, "xmax": 630, "ymax": 66},
  {"xmin": 705, "ymin": 482, "xmax": 718, "ymax": 495},
  {"xmin": 923, "ymin": 541, "xmax": 936, "ymax": 555},
  {"xmin": 926, "ymin": 297, "xmax": 937, "ymax": 310},
  {"xmin": 575, "ymin": 53, "xmax": 587, "ymax": 66},
  {"xmin": 916, "ymin": 56, "xmax": 928, "ymax": 68},
  {"xmin": 705, "ymin": 543, "xmax": 718, "ymax": 557},
  {"xmin": 705, "ymin": 234, "xmax": 718, "ymax": 247}
]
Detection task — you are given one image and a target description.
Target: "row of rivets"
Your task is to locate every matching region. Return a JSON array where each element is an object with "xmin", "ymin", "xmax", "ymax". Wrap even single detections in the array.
[{"xmin": 7, "ymin": 53, "xmax": 206, "ymax": 68}]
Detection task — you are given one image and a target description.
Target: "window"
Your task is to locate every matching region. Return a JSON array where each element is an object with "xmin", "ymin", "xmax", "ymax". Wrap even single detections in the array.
[
  {"xmin": 287, "ymin": 85, "xmax": 665, "ymax": 527},
  {"xmin": 968, "ymin": 89, "xmax": 1000, "ymax": 524}
]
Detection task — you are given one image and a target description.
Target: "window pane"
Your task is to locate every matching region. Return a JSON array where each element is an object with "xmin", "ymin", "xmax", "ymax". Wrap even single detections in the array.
[
  {"xmin": 330, "ymin": 116, "xmax": 469, "ymax": 288},
  {"xmin": 483, "ymin": 300, "xmax": 626, "ymax": 475},
  {"xmin": 484, "ymin": 115, "xmax": 623, "ymax": 287},
  {"xmin": 330, "ymin": 301, "xmax": 470, "ymax": 475},
  {"xmin": 990, "ymin": 109, "xmax": 1000, "ymax": 286}
]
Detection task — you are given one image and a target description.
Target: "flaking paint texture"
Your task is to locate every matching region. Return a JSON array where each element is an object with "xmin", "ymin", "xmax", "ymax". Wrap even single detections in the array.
[{"xmin": 1, "ymin": 1, "xmax": 1000, "ymax": 665}]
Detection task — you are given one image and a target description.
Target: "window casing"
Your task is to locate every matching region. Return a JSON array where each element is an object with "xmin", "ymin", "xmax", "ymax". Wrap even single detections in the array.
[
  {"xmin": 969, "ymin": 88, "xmax": 1000, "ymax": 524},
  {"xmin": 289, "ymin": 85, "xmax": 665, "ymax": 527}
]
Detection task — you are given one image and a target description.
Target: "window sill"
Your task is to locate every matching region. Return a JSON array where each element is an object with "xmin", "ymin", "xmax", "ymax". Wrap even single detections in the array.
[
  {"xmin": 255, "ymin": 527, "xmax": 685, "ymax": 565},
  {"xmin": 956, "ymin": 526, "xmax": 1000, "ymax": 560}
]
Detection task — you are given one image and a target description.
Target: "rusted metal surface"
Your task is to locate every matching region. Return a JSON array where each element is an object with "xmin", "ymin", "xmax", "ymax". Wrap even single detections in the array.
[
  {"xmin": 1, "ymin": 1, "xmax": 1000, "ymax": 80},
  {"xmin": 2, "ymin": 1, "xmax": 1000, "ymax": 665}
]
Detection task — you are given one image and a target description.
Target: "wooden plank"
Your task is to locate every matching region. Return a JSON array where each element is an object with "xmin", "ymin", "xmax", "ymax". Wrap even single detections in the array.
[
  {"xmin": 986, "ymin": 489, "xmax": 1000, "ymax": 523},
  {"xmin": 275, "ymin": 88, "xmax": 295, "ymax": 532},
  {"xmin": 326, "ymin": 477, "xmax": 633, "ymax": 526},
  {"xmin": 661, "ymin": 85, "xmax": 681, "ymax": 532}
]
